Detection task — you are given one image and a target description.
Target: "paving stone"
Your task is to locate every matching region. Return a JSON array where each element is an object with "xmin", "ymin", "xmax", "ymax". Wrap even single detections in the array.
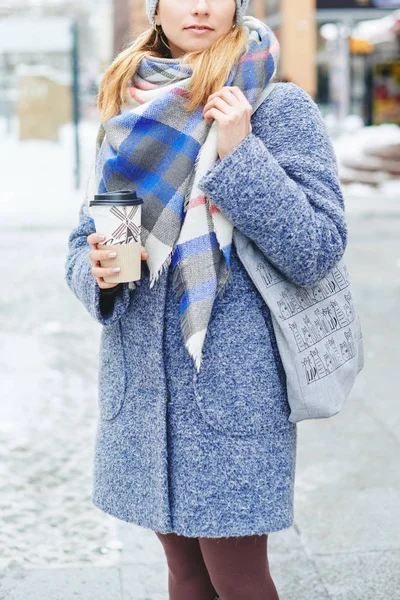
[
  {"xmin": 295, "ymin": 402, "xmax": 399, "ymax": 494},
  {"xmin": 294, "ymin": 486, "xmax": 400, "ymax": 556},
  {"xmin": 268, "ymin": 549, "xmax": 330, "ymax": 600},
  {"xmin": 120, "ymin": 562, "xmax": 168, "ymax": 600},
  {"xmin": 0, "ymin": 566, "xmax": 122, "ymax": 600},
  {"xmin": 117, "ymin": 522, "xmax": 166, "ymax": 566},
  {"xmin": 268, "ymin": 525, "xmax": 305, "ymax": 555},
  {"xmin": 313, "ymin": 550, "xmax": 400, "ymax": 600}
]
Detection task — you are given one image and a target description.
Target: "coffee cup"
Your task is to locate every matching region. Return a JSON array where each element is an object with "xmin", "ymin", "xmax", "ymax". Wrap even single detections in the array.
[{"xmin": 89, "ymin": 190, "xmax": 144, "ymax": 284}]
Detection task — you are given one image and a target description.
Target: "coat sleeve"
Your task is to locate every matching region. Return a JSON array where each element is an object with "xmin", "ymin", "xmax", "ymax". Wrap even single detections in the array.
[
  {"xmin": 198, "ymin": 82, "xmax": 348, "ymax": 288},
  {"xmin": 64, "ymin": 180, "xmax": 132, "ymax": 326}
]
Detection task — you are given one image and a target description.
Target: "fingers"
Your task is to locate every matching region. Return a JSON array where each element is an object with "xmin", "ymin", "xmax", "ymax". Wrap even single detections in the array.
[
  {"xmin": 202, "ymin": 86, "xmax": 252, "ymax": 123},
  {"xmin": 87, "ymin": 232, "xmax": 105, "ymax": 248},
  {"xmin": 90, "ymin": 248, "xmax": 116, "ymax": 263},
  {"xmin": 86, "ymin": 234, "xmax": 149, "ymax": 288},
  {"xmin": 92, "ymin": 264, "xmax": 121, "ymax": 279},
  {"xmin": 90, "ymin": 246, "xmax": 148, "ymax": 263},
  {"xmin": 87, "ymin": 236, "xmax": 149, "ymax": 262}
]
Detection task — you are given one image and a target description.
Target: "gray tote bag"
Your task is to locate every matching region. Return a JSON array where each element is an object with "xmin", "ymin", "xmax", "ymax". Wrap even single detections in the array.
[
  {"xmin": 236, "ymin": 82, "xmax": 365, "ymax": 423},
  {"xmin": 233, "ymin": 227, "xmax": 365, "ymax": 423}
]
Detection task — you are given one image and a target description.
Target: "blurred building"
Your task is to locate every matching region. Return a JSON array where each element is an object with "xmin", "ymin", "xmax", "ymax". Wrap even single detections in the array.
[
  {"xmin": 0, "ymin": 0, "xmax": 115, "ymax": 131},
  {"xmin": 265, "ymin": 1, "xmax": 400, "ymax": 124},
  {"xmin": 0, "ymin": 16, "xmax": 74, "ymax": 137},
  {"xmin": 265, "ymin": 0, "xmax": 317, "ymax": 96},
  {"xmin": 349, "ymin": 9, "xmax": 400, "ymax": 125}
]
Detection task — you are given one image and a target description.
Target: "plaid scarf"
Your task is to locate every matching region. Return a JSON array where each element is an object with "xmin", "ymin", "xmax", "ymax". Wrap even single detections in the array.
[{"xmin": 91, "ymin": 16, "xmax": 279, "ymax": 372}]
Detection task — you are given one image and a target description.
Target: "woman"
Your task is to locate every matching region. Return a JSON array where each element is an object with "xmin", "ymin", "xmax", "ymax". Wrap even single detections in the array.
[{"xmin": 65, "ymin": 0, "xmax": 347, "ymax": 598}]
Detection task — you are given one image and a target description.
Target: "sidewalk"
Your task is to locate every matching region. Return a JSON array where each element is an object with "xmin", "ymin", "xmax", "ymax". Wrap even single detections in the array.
[{"xmin": 0, "ymin": 188, "xmax": 399, "ymax": 599}]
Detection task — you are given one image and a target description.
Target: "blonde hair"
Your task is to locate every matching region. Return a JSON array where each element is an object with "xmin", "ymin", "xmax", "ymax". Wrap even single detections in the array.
[{"xmin": 97, "ymin": 24, "xmax": 249, "ymax": 122}]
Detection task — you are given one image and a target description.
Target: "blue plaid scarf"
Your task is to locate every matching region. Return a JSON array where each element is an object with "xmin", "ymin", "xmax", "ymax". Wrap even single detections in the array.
[{"xmin": 91, "ymin": 16, "xmax": 279, "ymax": 371}]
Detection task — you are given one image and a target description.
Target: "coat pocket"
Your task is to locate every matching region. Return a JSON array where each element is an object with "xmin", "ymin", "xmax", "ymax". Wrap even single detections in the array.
[
  {"xmin": 192, "ymin": 285, "xmax": 291, "ymax": 437},
  {"xmin": 98, "ymin": 321, "xmax": 126, "ymax": 421}
]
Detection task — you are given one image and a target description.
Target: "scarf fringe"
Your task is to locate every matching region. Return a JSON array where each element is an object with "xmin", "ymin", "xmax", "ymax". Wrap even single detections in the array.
[
  {"xmin": 148, "ymin": 252, "xmax": 173, "ymax": 289},
  {"xmin": 185, "ymin": 329, "xmax": 207, "ymax": 373},
  {"xmin": 178, "ymin": 259, "xmax": 234, "ymax": 373}
]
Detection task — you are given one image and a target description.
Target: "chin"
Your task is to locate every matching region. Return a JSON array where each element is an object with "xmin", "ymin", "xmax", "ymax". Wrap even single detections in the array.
[{"xmin": 184, "ymin": 40, "xmax": 214, "ymax": 52}]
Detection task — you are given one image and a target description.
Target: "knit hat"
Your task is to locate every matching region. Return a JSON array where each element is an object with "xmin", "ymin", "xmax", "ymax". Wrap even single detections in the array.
[{"xmin": 145, "ymin": 0, "xmax": 250, "ymax": 29}]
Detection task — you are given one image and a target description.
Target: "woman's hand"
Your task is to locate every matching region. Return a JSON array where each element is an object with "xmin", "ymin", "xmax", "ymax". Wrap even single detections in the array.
[
  {"xmin": 87, "ymin": 233, "xmax": 149, "ymax": 290},
  {"xmin": 202, "ymin": 86, "xmax": 253, "ymax": 160}
]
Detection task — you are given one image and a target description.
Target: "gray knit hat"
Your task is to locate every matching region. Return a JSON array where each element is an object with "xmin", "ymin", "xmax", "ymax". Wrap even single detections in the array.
[{"xmin": 145, "ymin": 0, "xmax": 250, "ymax": 29}]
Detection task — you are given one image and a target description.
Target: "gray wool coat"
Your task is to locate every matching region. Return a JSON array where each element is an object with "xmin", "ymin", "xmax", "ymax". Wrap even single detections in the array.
[{"xmin": 65, "ymin": 82, "xmax": 347, "ymax": 538}]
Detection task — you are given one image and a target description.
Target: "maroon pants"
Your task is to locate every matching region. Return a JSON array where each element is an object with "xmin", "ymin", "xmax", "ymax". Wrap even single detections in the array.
[{"xmin": 154, "ymin": 531, "xmax": 280, "ymax": 600}]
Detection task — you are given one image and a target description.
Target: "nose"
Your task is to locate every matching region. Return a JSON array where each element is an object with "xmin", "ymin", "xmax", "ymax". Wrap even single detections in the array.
[{"xmin": 191, "ymin": 0, "xmax": 211, "ymax": 16}]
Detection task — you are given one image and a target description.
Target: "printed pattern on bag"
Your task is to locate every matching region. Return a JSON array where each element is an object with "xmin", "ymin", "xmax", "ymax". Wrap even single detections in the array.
[{"xmin": 254, "ymin": 260, "xmax": 363, "ymax": 386}]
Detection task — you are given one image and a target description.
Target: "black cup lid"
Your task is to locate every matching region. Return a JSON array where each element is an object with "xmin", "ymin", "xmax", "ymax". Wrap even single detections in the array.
[{"xmin": 90, "ymin": 189, "xmax": 143, "ymax": 207}]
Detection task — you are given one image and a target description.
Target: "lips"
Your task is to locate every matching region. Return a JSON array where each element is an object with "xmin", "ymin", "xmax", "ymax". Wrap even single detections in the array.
[{"xmin": 185, "ymin": 26, "xmax": 213, "ymax": 31}]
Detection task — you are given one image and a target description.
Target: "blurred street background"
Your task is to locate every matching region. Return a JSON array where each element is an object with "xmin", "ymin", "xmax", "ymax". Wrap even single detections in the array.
[{"xmin": 1, "ymin": 1, "xmax": 400, "ymax": 599}]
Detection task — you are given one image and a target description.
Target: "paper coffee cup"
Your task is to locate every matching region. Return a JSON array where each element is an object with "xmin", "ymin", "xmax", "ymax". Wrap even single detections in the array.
[{"xmin": 89, "ymin": 190, "xmax": 144, "ymax": 284}]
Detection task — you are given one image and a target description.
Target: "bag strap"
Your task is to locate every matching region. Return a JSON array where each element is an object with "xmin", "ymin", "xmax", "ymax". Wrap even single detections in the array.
[{"xmin": 252, "ymin": 82, "xmax": 278, "ymax": 115}]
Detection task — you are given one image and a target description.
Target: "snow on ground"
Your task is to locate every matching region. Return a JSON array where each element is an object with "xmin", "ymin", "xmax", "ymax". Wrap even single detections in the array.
[
  {"xmin": 334, "ymin": 123, "xmax": 400, "ymax": 169},
  {"xmin": 0, "ymin": 117, "xmax": 124, "ymax": 569},
  {"xmin": 330, "ymin": 120, "xmax": 400, "ymax": 213},
  {"xmin": 0, "ymin": 117, "xmax": 99, "ymax": 229}
]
